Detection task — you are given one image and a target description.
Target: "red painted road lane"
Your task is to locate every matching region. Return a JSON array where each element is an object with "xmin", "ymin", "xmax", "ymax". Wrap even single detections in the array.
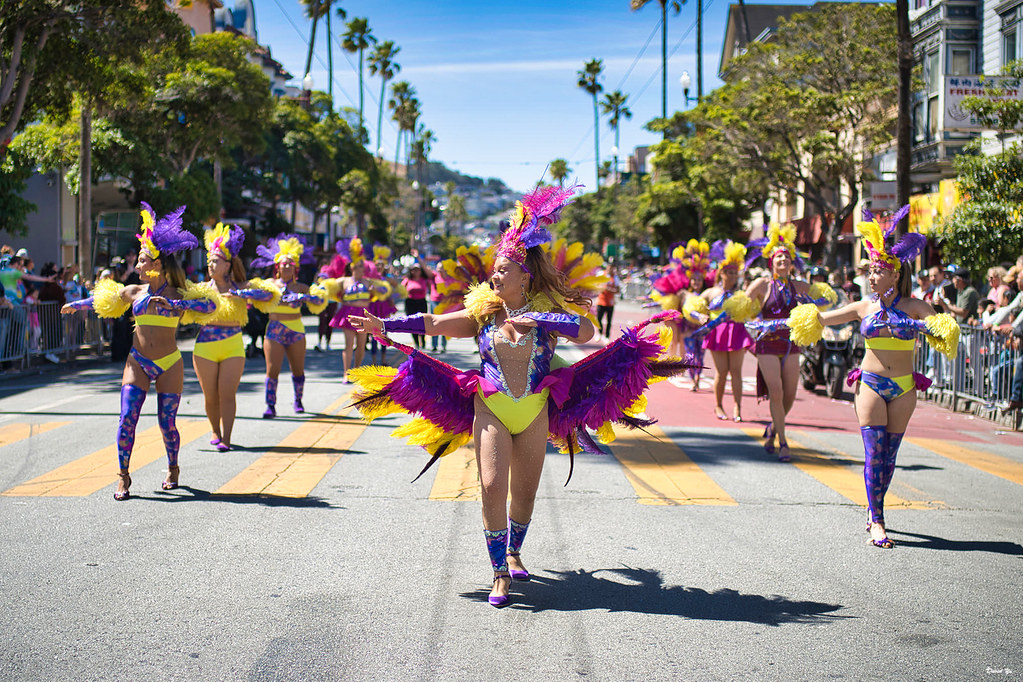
[{"xmin": 593, "ymin": 303, "xmax": 1023, "ymax": 446}]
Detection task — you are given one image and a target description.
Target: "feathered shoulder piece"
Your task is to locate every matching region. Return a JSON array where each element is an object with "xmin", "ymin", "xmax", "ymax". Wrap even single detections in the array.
[
  {"xmin": 92, "ymin": 279, "xmax": 129, "ymax": 319},
  {"xmin": 204, "ymin": 222, "xmax": 244, "ymax": 260},
  {"xmin": 137, "ymin": 202, "xmax": 196, "ymax": 258},
  {"xmin": 179, "ymin": 280, "xmax": 220, "ymax": 325},
  {"xmin": 857, "ymin": 205, "xmax": 924, "ymax": 272},
  {"xmin": 251, "ymin": 233, "xmax": 314, "ymax": 268},
  {"xmin": 923, "ymin": 312, "xmax": 959, "ymax": 359},
  {"xmin": 495, "ymin": 184, "xmax": 581, "ymax": 271},
  {"xmin": 247, "ymin": 277, "xmax": 283, "ymax": 313},
  {"xmin": 463, "ymin": 282, "xmax": 503, "ymax": 326}
]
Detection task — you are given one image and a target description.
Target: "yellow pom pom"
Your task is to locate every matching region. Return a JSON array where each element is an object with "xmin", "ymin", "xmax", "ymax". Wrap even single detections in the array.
[
  {"xmin": 249, "ymin": 278, "xmax": 282, "ymax": 313},
  {"xmin": 596, "ymin": 421, "xmax": 616, "ymax": 445},
  {"xmin": 92, "ymin": 279, "xmax": 129, "ymax": 319},
  {"xmin": 464, "ymin": 282, "xmax": 503, "ymax": 324},
  {"xmin": 305, "ymin": 284, "xmax": 329, "ymax": 315},
  {"xmin": 722, "ymin": 291, "xmax": 757, "ymax": 323},
  {"xmin": 682, "ymin": 295, "xmax": 709, "ymax": 324},
  {"xmin": 808, "ymin": 282, "xmax": 838, "ymax": 309},
  {"xmin": 924, "ymin": 313, "xmax": 960, "ymax": 359},
  {"xmin": 788, "ymin": 303, "xmax": 824, "ymax": 346},
  {"xmin": 179, "ymin": 280, "xmax": 218, "ymax": 325}
]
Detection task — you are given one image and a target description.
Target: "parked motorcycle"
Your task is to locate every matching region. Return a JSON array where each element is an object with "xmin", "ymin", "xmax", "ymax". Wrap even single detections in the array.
[{"xmin": 800, "ymin": 320, "xmax": 864, "ymax": 399}]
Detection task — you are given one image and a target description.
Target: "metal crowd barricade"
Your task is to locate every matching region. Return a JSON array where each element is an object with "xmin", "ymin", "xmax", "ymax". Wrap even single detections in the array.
[
  {"xmin": 0, "ymin": 301, "xmax": 107, "ymax": 372},
  {"xmin": 915, "ymin": 321, "xmax": 1022, "ymax": 428}
]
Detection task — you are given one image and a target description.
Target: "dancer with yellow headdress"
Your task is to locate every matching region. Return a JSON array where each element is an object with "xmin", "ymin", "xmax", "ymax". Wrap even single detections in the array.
[
  {"xmin": 250, "ymin": 233, "xmax": 327, "ymax": 418},
  {"xmin": 61, "ymin": 203, "xmax": 214, "ymax": 499},
  {"xmin": 349, "ymin": 184, "xmax": 697, "ymax": 608},
  {"xmin": 192, "ymin": 223, "xmax": 281, "ymax": 451},
  {"xmin": 774, "ymin": 207, "xmax": 958, "ymax": 548}
]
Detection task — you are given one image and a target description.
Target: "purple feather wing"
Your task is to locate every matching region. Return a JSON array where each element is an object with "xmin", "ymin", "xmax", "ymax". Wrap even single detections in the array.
[
  {"xmin": 548, "ymin": 312, "xmax": 700, "ymax": 480},
  {"xmin": 349, "ymin": 339, "xmax": 474, "ymax": 480}
]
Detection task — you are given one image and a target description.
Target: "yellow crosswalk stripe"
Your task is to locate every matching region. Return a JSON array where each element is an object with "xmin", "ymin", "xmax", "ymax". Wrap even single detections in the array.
[
  {"xmin": 742, "ymin": 427, "xmax": 945, "ymax": 511},
  {"xmin": 2, "ymin": 420, "xmax": 209, "ymax": 497},
  {"xmin": 908, "ymin": 437, "xmax": 1023, "ymax": 487},
  {"xmin": 429, "ymin": 444, "xmax": 480, "ymax": 501},
  {"xmin": 215, "ymin": 391, "xmax": 359, "ymax": 497},
  {"xmin": 612, "ymin": 425, "xmax": 738, "ymax": 506},
  {"xmin": 0, "ymin": 421, "xmax": 70, "ymax": 449}
]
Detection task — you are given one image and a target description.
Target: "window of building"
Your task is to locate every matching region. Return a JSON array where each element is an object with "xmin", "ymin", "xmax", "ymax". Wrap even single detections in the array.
[
  {"xmin": 927, "ymin": 95, "xmax": 939, "ymax": 141},
  {"xmin": 913, "ymin": 102, "xmax": 925, "ymax": 143},
  {"xmin": 926, "ymin": 51, "xmax": 941, "ymax": 94},
  {"xmin": 950, "ymin": 48, "xmax": 972, "ymax": 75},
  {"xmin": 1005, "ymin": 29, "xmax": 1018, "ymax": 67}
]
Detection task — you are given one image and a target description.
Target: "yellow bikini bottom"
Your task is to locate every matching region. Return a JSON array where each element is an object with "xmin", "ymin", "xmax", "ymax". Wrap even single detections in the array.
[{"xmin": 480, "ymin": 389, "xmax": 550, "ymax": 435}]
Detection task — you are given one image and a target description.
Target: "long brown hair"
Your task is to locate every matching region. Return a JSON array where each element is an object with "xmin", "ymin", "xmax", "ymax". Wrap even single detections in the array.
[
  {"xmin": 897, "ymin": 264, "xmax": 912, "ymax": 299},
  {"xmin": 229, "ymin": 256, "xmax": 246, "ymax": 283},
  {"xmin": 158, "ymin": 253, "xmax": 187, "ymax": 291},
  {"xmin": 525, "ymin": 246, "xmax": 591, "ymax": 309}
]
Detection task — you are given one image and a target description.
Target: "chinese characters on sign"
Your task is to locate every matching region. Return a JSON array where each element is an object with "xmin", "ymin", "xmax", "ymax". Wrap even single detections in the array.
[{"xmin": 944, "ymin": 75, "xmax": 1023, "ymax": 130}]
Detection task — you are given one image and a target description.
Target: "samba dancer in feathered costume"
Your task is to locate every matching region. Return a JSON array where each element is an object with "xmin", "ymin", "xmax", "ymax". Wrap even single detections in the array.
[
  {"xmin": 744, "ymin": 223, "xmax": 837, "ymax": 461},
  {"xmin": 701, "ymin": 240, "xmax": 756, "ymax": 421},
  {"xmin": 61, "ymin": 203, "xmax": 215, "ymax": 499},
  {"xmin": 250, "ymin": 234, "xmax": 328, "ymax": 418},
  {"xmin": 775, "ymin": 207, "xmax": 958, "ymax": 548},
  {"xmin": 321, "ymin": 237, "xmax": 391, "ymax": 383},
  {"xmin": 367, "ymin": 244, "xmax": 404, "ymax": 365},
  {"xmin": 677, "ymin": 239, "xmax": 712, "ymax": 390},
  {"xmin": 192, "ymin": 223, "xmax": 281, "ymax": 451},
  {"xmin": 349, "ymin": 184, "xmax": 697, "ymax": 607}
]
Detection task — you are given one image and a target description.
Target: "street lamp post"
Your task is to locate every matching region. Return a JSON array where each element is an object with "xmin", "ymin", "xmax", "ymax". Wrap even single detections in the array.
[
  {"xmin": 679, "ymin": 71, "xmax": 696, "ymax": 107},
  {"xmin": 301, "ymin": 72, "xmax": 315, "ymax": 109},
  {"xmin": 412, "ymin": 180, "xmax": 421, "ymax": 249}
]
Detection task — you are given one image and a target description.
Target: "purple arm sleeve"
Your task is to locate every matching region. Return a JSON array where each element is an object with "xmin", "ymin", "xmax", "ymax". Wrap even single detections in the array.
[
  {"xmin": 67, "ymin": 297, "xmax": 94, "ymax": 311},
  {"xmin": 280, "ymin": 291, "xmax": 324, "ymax": 307},
  {"xmin": 517, "ymin": 312, "xmax": 582, "ymax": 337},
  {"xmin": 383, "ymin": 314, "xmax": 426, "ymax": 335},
  {"xmin": 745, "ymin": 317, "xmax": 789, "ymax": 341},
  {"xmin": 229, "ymin": 288, "xmax": 274, "ymax": 302},
  {"xmin": 166, "ymin": 298, "xmax": 217, "ymax": 314}
]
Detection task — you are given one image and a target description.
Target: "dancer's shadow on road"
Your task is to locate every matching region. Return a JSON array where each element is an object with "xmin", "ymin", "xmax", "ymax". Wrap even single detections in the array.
[
  {"xmin": 461, "ymin": 566, "xmax": 847, "ymax": 625},
  {"xmin": 146, "ymin": 486, "xmax": 340, "ymax": 508},
  {"xmin": 889, "ymin": 529, "xmax": 1023, "ymax": 556}
]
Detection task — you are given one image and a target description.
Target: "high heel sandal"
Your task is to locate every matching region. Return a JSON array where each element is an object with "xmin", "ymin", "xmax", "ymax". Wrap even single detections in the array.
[
  {"xmin": 161, "ymin": 465, "xmax": 180, "ymax": 491},
  {"xmin": 762, "ymin": 423, "xmax": 775, "ymax": 454},
  {"xmin": 507, "ymin": 553, "xmax": 530, "ymax": 582},
  {"xmin": 714, "ymin": 406, "xmax": 728, "ymax": 421},
  {"xmin": 113, "ymin": 472, "xmax": 131, "ymax": 501},
  {"xmin": 488, "ymin": 574, "xmax": 511, "ymax": 607},
  {"xmin": 776, "ymin": 440, "xmax": 791, "ymax": 463},
  {"xmin": 210, "ymin": 435, "xmax": 221, "ymax": 446},
  {"xmin": 733, "ymin": 406, "xmax": 742, "ymax": 423},
  {"xmin": 866, "ymin": 522, "xmax": 895, "ymax": 549}
]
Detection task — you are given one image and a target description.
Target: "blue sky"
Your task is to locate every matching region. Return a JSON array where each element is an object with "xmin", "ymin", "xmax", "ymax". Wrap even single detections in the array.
[{"xmin": 251, "ymin": 0, "xmax": 753, "ymax": 192}]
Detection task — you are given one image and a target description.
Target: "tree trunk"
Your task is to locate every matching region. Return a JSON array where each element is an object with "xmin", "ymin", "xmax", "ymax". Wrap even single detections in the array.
[
  {"xmin": 697, "ymin": 0, "xmax": 703, "ymax": 99},
  {"xmin": 78, "ymin": 104, "xmax": 92, "ymax": 284},
  {"xmin": 896, "ymin": 0, "xmax": 912, "ymax": 233},
  {"xmin": 326, "ymin": 7, "xmax": 334, "ymax": 100},
  {"xmin": 592, "ymin": 93, "xmax": 600, "ymax": 190}
]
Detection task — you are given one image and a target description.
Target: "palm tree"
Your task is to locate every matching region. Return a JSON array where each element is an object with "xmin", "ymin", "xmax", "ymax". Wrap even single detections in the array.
[
  {"xmin": 600, "ymin": 90, "xmax": 632, "ymax": 183},
  {"xmin": 325, "ymin": 4, "xmax": 348, "ymax": 99},
  {"xmin": 577, "ymin": 58, "xmax": 604, "ymax": 190},
  {"xmin": 368, "ymin": 40, "xmax": 401, "ymax": 159},
  {"xmin": 387, "ymin": 80, "xmax": 416, "ymax": 173},
  {"xmin": 341, "ymin": 17, "xmax": 376, "ymax": 141},
  {"xmin": 300, "ymin": 1, "xmax": 343, "ymax": 91},
  {"xmin": 630, "ymin": 0, "xmax": 683, "ymax": 124},
  {"xmin": 549, "ymin": 158, "xmax": 571, "ymax": 186}
]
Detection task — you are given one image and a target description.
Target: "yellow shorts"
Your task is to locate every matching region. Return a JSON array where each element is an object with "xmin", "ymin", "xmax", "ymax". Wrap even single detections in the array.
[{"xmin": 193, "ymin": 333, "xmax": 245, "ymax": 363}]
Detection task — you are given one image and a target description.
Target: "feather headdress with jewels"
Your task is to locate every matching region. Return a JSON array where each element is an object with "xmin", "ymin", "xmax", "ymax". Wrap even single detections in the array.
[
  {"xmin": 204, "ymin": 222, "xmax": 245, "ymax": 261},
  {"xmin": 709, "ymin": 239, "xmax": 747, "ymax": 271},
  {"xmin": 337, "ymin": 237, "xmax": 366, "ymax": 266},
  {"xmin": 856, "ymin": 205, "xmax": 924, "ymax": 271},
  {"xmin": 137, "ymin": 202, "xmax": 197, "ymax": 258},
  {"xmin": 250, "ymin": 233, "xmax": 315, "ymax": 268},
  {"xmin": 372, "ymin": 244, "xmax": 392, "ymax": 263},
  {"xmin": 745, "ymin": 223, "xmax": 805, "ymax": 271},
  {"xmin": 494, "ymin": 184, "xmax": 582, "ymax": 273}
]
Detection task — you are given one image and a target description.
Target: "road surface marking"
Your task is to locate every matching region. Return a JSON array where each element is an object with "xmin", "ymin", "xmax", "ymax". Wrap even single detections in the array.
[
  {"xmin": 0, "ymin": 421, "xmax": 69, "ymax": 449},
  {"xmin": 612, "ymin": 425, "xmax": 737, "ymax": 506},
  {"xmin": 215, "ymin": 391, "xmax": 359, "ymax": 497},
  {"xmin": 908, "ymin": 437, "xmax": 1023, "ymax": 487},
  {"xmin": 743, "ymin": 427, "xmax": 945, "ymax": 511},
  {"xmin": 2, "ymin": 420, "xmax": 208, "ymax": 497},
  {"xmin": 429, "ymin": 444, "xmax": 480, "ymax": 501}
]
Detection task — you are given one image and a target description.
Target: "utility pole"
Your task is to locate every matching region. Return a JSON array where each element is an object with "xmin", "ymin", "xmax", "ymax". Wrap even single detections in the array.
[{"xmin": 896, "ymin": 0, "xmax": 912, "ymax": 231}]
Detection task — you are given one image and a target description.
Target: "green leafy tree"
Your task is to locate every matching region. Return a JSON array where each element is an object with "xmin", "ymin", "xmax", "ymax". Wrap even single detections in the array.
[
  {"xmin": 577, "ymin": 58, "xmax": 604, "ymax": 191},
  {"xmin": 689, "ymin": 3, "xmax": 899, "ymax": 266},
  {"xmin": 549, "ymin": 158, "xmax": 571, "ymax": 185},
  {"xmin": 367, "ymin": 40, "xmax": 400, "ymax": 158},
  {"xmin": 341, "ymin": 17, "xmax": 376, "ymax": 142}
]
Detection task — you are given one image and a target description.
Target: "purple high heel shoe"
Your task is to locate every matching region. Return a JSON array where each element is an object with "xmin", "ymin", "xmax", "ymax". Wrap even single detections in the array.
[
  {"xmin": 507, "ymin": 553, "xmax": 530, "ymax": 581},
  {"xmin": 262, "ymin": 406, "xmax": 276, "ymax": 419},
  {"xmin": 215, "ymin": 442, "xmax": 230, "ymax": 452},
  {"xmin": 210, "ymin": 435, "xmax": 221, "ymax": 446},
  {"xmin": 294, "ymin": 400, "xmax": 304, "ymax": 414},
  {"xmin": 488, "ymin": 575, "xmax": 511, "ymax": 607},
  {"xmin": 763, "ymin": 423, "xmax": 775, "ymax": 455}
]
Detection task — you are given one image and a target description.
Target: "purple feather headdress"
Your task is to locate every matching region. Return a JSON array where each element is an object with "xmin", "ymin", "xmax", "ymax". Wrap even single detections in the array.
[
  {"xmin": 744, "ymin": 226, "xmax": 806, "ymax": 272},
  {"xmin": 137, "ymin": 202, "xmax": 197, "ymax": 258},
  {"xmin": 857, "ymin": 205, "xmax": 925, "ymax": 271},
  {"xmin": 250, "ymin": 233, "xmax": 315, "ymax": 268},
  {"xmin": 495, "ymin": 184, "xmax": 582, "ymax": 274},
  {"xmin": 204, "ymin": 222, "xmax": 245, "ymax": 260}
]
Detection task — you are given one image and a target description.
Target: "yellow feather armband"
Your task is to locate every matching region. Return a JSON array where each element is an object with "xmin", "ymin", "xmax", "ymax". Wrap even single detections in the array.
[
  {"xmin": 652, "ymin": 292, "xmax": 680, "ymax": 313},
  {"xmin": 463, "ymin": 282, "xmax": 503, "ymax": 325},
  {"xmin": 923, "ymin": 313, "xmax": 960, "ymax": 359},
  {"xmin": 682, "ymin": 295, "xmax": 710, "ymax": 324},
  {"xmin": 92, "ymin": 279, "xmax": 129, "ymax": 319},
  {"xmin": 808, "ymin": 282, "xmax": 838, "ymax": 310},
  {"xmin": 179, "ymin": 281, "xmax": 218, "ymax": 325},
  {"xmin": 248, "ymin": 278, "xmax": 283, "ymax": 313},
  {"xmin": 305, "ymin": 284, "xmax": 329, "ymax": 315},
  {"xmin": 788, "ymin": 303, "xmax": 824, "ymax": 346},
  {"xmin": 721, "ymin": 291, "xmax": 758, "ymax": 323}
]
